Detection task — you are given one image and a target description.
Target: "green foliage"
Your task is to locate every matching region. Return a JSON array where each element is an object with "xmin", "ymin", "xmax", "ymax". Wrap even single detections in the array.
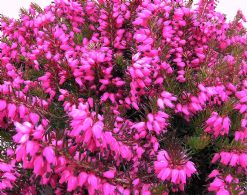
[
  {"xmin": 187, "ymin": 135, "xmax": 211, "ymax": 151},
  {"xmin": 30, "ymin": 3, "xmax": 44, "ymax": 13},
  {"xmin": 29, "ymin": 87, "xmax": 48, "ymax": 99},
  {"xmin": 24, "ymin": 69, "xmax": 45, "ymax": 81},
  {"xmin": 73, "ymin": 32, "xmax": 84, "ymax": 44}
]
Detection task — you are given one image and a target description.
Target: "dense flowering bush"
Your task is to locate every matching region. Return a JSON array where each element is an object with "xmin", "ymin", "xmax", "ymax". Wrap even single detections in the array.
[{"xmin": 0, "ymin": 0, "xmax": 246, "ymax": 194}]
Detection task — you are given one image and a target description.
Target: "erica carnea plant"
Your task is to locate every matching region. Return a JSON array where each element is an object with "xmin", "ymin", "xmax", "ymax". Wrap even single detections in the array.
[{"xmin": 0, "ymin": 0, "xmax": 246, "ymax": 194}]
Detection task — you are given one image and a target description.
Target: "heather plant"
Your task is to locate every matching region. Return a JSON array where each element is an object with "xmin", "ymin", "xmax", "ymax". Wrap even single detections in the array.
[{"xmin": 0, "ymin": 0, "xmax": 246, "ymax": 194}]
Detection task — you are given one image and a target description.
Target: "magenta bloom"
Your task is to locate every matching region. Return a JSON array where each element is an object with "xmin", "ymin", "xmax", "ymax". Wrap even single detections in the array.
[
  {"xmin": 154, "ymin": 150, "xmax": 196, "ymax": 190},
  {"xmin": 205, "ymin": 112, "xmax": 231, "ymax": 137},
  {"xmin": 0, "ymin": 0, "xmax": 246, "ymax": 194},
  {"xmin": 208, "ymin": 170, "xmax": 244, "ymax": 195}
]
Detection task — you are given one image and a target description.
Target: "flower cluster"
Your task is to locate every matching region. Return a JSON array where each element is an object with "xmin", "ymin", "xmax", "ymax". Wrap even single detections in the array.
[
  {"xmin": 0, "ymin": 161, "xmax": 19, "ymax": 192},
  {"xmin": 154, "ymin": 150, "xmax": 196, "ymax": 191},
  {"xmin": 208, "ymin": 169, "xmax": 245, "ymax": 195},
  {"xmin": 204, "ymin": 112, "xmax": 231, "ymax": 138},
  {"xmin": 0, "ymin": 0, "xmax": 246, "ymax": 194},
  {"xmin": 212, "ymin": 151, "xmax": 247, "ymax": 168}
]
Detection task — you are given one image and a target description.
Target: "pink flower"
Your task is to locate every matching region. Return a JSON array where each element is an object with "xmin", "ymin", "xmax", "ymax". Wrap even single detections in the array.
[
  {"xmin": 33, "ymin": 156, "xmax": 44, "ymax": 175},
  {"xmin": 103, "ymin": 170, "xmax": 115, "ymax": 179},
  {"xmin": 146, "ymin": 112, "xmax": 169, "ymax": 134},
  {"xmin": 78, "ymin": 172, "xmax": 88, "ymax": 187},
  {"xmin": 208, "ymin": 177, "xmax": 225, "ymax": 193},
  {"xmin": 14, "ymin": 122, "xmax": 32, "ymax": 134},
  {"xmin": 59, "ymin": 170, "xmax": 71, "ymax": 184},
  {"xmin": 0, "ymin": 0, "xmax": 246, "ymax": 194},
  {"xmin": 205, "ymin": 112, "xmax": 230, "ymax": 137},
  {"xmin": 154, "ymin": 150, "xmax": 196, "ymax": 188},
  {"xmin": 208, "ymin": 170, "xmax": 242, "ymax": 195},
  {"xmin": 0, "ymin": 163, "xmax": 12, "ymax": 172},
  {"xmin": 7, "ymin": 104, "xmax": 16, "ymax": 119},
  {"xmin": 212, "ymin": 151, "xmax": 247, "ymax": 168},
  {"xmin": 239, "ymin": 153, "xmax": 247, "ymax": 167},
  {"xmin": 67, "ymin": 175, "xmax": 78, "ymax": 192},
  {"xmin": 43, "ymin": 147, "xmax": 56, "ymax": 165},
  {"xmin": 87, "ymin": 174, "xmax": 98, "ymax": 189},
  {"xmin": 29, "ymin": 113, "xmax": 40, "ymax": 125},
  {"xmin": 13, "ymin": 133, "xmax": 29, "ymax": 144},
  {"xmin": 0, "ymin": 100, "xmax": 6, "ymax": 111},
  {"xmin": 26, "ymin": 141, "xmax": 39, "ymax": 156},
  {"xmin": 92, "ymin": 121, "xmax": 103, "ymax": 139},
  {"xmin": 208, "ymin": 169, "xmax": 219, "ymax": 178},
  {"xmin": 103, "ymin": 183, "xmax": 115, "ymax": 195}
]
